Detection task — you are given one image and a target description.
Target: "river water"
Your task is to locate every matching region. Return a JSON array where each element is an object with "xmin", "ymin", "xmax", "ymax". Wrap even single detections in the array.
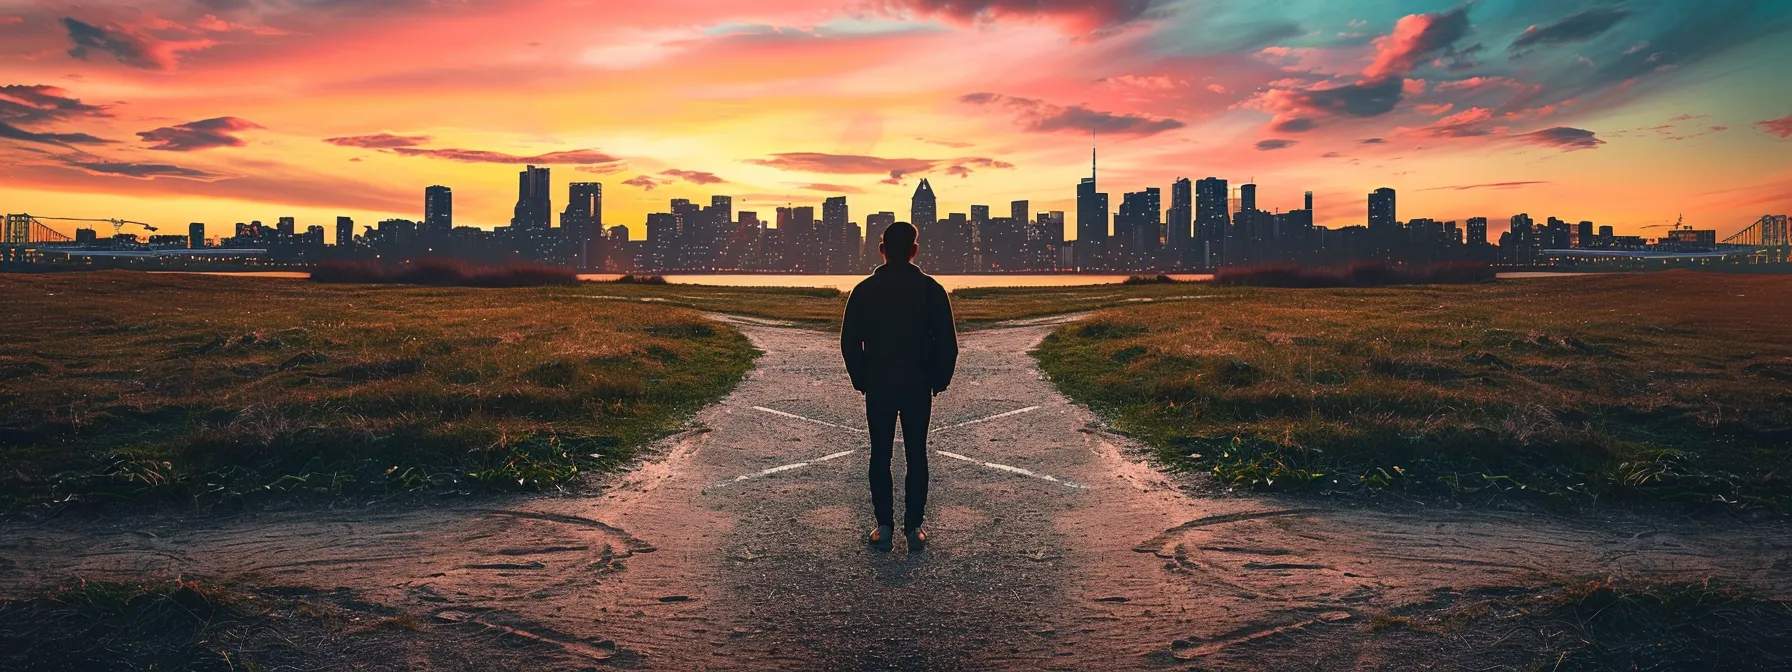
[{"xmin": 149, "ymin": 271, "xmax": 1588, "ymax": 292}]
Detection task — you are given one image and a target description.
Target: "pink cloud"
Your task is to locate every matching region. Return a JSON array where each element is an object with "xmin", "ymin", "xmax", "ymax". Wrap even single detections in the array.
[
  {"xmin": 661, "ymin": 168, "xmax": 725, "ymax": 184},
  {"xmin": 1757, "ymin": 114, "xmax": 1792, "ymax": 139},
  {"xmin": 1364, "ymin": 7, "xmax": 1471, "ymax": 79},
  {"xmin": 622, "ymin": 175, "xmax": 664, "ymax": 190}
]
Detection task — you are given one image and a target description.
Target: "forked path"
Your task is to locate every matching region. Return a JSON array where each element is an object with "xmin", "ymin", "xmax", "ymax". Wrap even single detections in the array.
[{"xmin": 4, "ymin": 317, "xmax": 1791, "ymax": 670}]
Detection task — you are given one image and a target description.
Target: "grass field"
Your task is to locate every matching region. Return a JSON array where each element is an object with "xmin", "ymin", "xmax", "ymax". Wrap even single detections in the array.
[
  {"xmin": 0, "ymin": 271, "xmax": 1191, "ymax": 509},
  {"xmin": 1032, "ymin": 272, "xmax": 1792, "ymax": 508},
  {"xmin": 0, "ymin": 272, "xmax": 758, "ymax": 507}
]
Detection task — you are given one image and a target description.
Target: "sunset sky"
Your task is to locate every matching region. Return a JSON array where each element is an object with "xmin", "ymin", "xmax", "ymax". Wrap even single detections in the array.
[{"xmin": 2, "ymin": 0, "xmax": 1788, "ymax": 243}]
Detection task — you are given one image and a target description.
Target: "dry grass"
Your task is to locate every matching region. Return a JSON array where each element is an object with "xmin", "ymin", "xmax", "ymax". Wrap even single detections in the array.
[
  {"xmin": 1033, "ymin": 272, "xmax": 1792, "ymax": 507},
  {"xmin": 0, "ymin": 272, "xmax": 758, "ymax": 507}
]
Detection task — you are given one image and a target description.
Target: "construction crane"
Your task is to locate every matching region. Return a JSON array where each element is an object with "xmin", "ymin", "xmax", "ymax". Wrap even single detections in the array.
[
  {"xmin": 25, "ymin": 215, "xmax": 159, "ymax": 236},
  {"xmin": 1638, "ymin": 214, "xmax": 1690, "ymax": 232}
]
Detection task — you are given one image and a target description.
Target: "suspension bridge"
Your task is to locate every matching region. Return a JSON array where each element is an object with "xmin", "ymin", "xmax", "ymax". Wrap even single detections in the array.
[{"xmin": 1723, "ymin": 214, "xmax": 1792, "ymax": 262}]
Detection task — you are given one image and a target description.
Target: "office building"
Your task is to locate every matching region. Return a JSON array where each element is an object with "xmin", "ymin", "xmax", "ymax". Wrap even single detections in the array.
[
  {"xmin": 1167, "ymin": 178, "xmax": 1192, "ymax": 259},
  {"xmin": 562, "ymin": 182, "xmax": 602, "ymax": 268},
  {"xmin": 823, "ymin": 196, "xmax": 850, "ymax": 272},
  {"xmin": 1466, "ymin": 217, "xmax": 1488, "ymax": 246},
  {"xmin": 512, "ymin": 165, "xmax": 552, "ymax": 229},
  {"xmin": 425, "ymin": 185, "xmax": 453, "ymax": 231},
  {"xmin": 1195, "ymin": 177, "xmax": 1228, "ymax": 267}
]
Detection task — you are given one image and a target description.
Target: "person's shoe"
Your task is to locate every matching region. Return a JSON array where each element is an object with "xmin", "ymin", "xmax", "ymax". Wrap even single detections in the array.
[
  {"xmin": 868, "ymin": 524, "xmax": 894, "ymax": 549},
  {"xmin": 905, "ymin": 528, "xmax": 927, "ymax": 551}
]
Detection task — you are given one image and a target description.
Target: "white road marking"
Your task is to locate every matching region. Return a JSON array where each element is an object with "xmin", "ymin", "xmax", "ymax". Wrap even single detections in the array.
[
  {"xmin": 741, "ymin": 403, "xmax": 1078, "ymax": 489},
  {"xmin": 933, "ymin": 405, "xmax": 1042, "ymax": 433},
  {"xmin": 721, "ymin": 449, "xmax": 858, "ymax": 486},
  {"xmin": 751, "ymin": 406, "xmax": 865, "ymax": 433},
  {"xmin": 934, "ymin": 450, "xmax": 1084, "ymax": 489}
]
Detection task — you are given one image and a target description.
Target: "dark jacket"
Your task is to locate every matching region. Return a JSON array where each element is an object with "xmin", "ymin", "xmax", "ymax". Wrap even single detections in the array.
[{"xmin": 841, "ymin": 262, "xmax": 958, "ymax": 397}]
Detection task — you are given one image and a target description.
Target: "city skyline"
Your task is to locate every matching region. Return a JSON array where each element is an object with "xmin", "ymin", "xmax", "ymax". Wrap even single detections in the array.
[{"xmin": 1, "ymin": 1, "xmax": 1789, "ymax": 241}]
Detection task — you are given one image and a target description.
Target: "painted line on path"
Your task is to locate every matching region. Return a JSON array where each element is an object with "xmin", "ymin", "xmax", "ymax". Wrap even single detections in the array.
[
  {"xmin": 719, "ymin": 449, "xmax": 857, "ymax": 486},
  {"xmin": 751, "ymin": 406, "xmax": 865, "ymax": 433},
  {"xmin": 935, "ymin": 450, "xmax": 1085, "ymax": 489},
  {"xmin": 933, "ymin": 405, "xmax": 1042, "ymax": 433}
]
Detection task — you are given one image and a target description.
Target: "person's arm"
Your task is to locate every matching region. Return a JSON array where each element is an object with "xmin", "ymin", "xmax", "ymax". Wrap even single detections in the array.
[
  {"xmin": 840, "ymin": 289, "xmax": 867, "ymax": 392},
  {"xmin": 928, "ymin": 281, "xmax": 958, "ymax": 395}
]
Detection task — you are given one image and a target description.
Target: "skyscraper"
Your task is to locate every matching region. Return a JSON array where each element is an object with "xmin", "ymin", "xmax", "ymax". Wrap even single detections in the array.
[
  {"xmin": 646, "ymin": 212, "xmax": 679, "ymax": 270},
  {"xmin": 670, "ymin": 198, "xmax": 701, "ymax": 270},
  {"xmin": 1075, "ymin": 143, "xmax": 1107, "ymax": 266},
  {"xmin": 512, "ymin": 165, "xmax": 552, "ymax": 229},
  {"xmin": 1466, "ymin": 217, "xmax": 1488, "ymax": 246},
  {"xmin": 188, "ymin": 222, "xmax": 204, "ymax": 249},
  {"xmin": 1195, "ymin": 177, "xmax": 1228, "ymax": 267},
  {"xmin": 910, "ymin": 179, "xmax": 937, "ymax": 230},
  {"xmin": 1304, "ymin": 191, "xmax": 1313, "ymax": 212},
  {"xmin": 1167, "ymin": 178, "xmax": 1192, "ymax": 262},
  {"xmin": 1239, "ymin": 183, "xmax": 1257, "ymax": 213},
  {"xmin": 563, "ymin": 182, "xmax": 602, "ymax": 268},
  {"xmin": 1010, "ymin": 200, "xmax": 1029, "ymax": 225},
  {"xmin": 335, "ymin": 216, "xmax": 354, "ymax": 247},
  {"xmin": 911, "ymin": 179, "xmax": 938, "ymax": 269},
  {"xmin": 425, "ymin": 185, "xmax": 453, "ymax": 231},
  {"xmin": 823, "ymin": 196, "xmax": 850, "ymax": 272},
  {"xmin": 277, "ymin": 216, "xmax": 295, "ymax": 237},
  {"xmin": 1509, "ymin": 213, "xmax": 1536, "ymax": 266},
  {"xmin": 712, "ymin": 195, "xmax": 733, "ymax": 224},
  {"xmin": 1368, "ymin": 188, "xmax": 1396, "ymax": 229},
  {"xmin": 863, "ymin": 211, "xmax": 895, "ymax": 270},
  {"xmin": 1116, "ymin": 188, "xmax": 1161, "ymax": 257}
]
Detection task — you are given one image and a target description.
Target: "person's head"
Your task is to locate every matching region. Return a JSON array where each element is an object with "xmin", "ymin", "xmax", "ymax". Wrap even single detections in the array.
[{"xmin": 880, "ymin": 221, "xmax": 918, "ymax": 264}]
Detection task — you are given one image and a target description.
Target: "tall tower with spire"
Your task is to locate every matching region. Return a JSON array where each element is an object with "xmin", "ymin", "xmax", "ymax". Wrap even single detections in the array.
[
  {"xmin": 910, "ymin": 178, "xmax": 938, "ymax": 267},
  {"xmin": 1075, "ymin": 132, "xmax": 1108, "ymax": 266},
  {"xmin": 910, "ymin": 179, "xmax": 937, "ymax": 230}
]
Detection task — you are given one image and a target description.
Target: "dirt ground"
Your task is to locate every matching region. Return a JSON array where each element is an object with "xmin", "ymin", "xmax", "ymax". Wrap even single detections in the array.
[{"xmin": 3, "ymin": 315, "xmax": 1789, "ymax": 670}]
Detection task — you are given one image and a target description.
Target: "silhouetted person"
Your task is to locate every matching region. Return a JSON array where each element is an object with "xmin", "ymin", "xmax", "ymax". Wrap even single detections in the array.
[{"xmin": 841, "ymin": 222, "xmax": 957, "ymax": 550}]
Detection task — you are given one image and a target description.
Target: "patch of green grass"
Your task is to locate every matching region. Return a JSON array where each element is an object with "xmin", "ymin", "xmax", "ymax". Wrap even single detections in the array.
[
  {"xmin": 0, "ymin": 272, "xmax": 759, "ymax": 508},
  {"xmin": 1033, "ymin": 272, "xmax": 1792, "ymax": 508}
]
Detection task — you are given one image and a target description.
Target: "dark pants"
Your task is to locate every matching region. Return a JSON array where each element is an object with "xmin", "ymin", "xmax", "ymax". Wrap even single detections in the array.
[{"xmin": 866, "ymin": 391, "xmax": 931, "ymax": 531}]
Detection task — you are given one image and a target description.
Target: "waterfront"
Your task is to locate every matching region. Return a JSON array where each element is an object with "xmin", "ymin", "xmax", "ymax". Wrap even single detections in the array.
[{"xmin": 134, "ymin": 270, "xmax": 1607, "ymax": 292}]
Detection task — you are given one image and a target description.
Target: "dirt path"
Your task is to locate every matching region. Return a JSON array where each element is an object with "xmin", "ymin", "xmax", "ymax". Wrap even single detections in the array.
[{"xmin": 4, "ymin": 317, "xmax": 1790, "ymax": 670}]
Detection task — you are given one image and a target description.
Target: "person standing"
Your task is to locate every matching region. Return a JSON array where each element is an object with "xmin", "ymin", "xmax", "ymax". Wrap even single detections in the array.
[{"xmin": 840, "ymin": 222, "xmax": 957, "ymax": 550}]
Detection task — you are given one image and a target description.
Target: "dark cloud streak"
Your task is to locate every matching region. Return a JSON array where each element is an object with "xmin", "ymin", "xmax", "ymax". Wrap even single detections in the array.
[
  {"xmin": 324, "ymin": 133, "xmax": 431, "ymax": 148},
  {"xmin": 1517, "ymin": 126, "xmax": 1605, "ymax": 151},
  {"xmin": 1509, "ymin": 7, "xmax": 1629, "ymax": 52},
  {"xmin": 960, "ymin": 92, "xmax": 1185, "ymax": 136},
  {"xmin": 138, "ymin": 117, "xmax": 260, "ymax": 151}
]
